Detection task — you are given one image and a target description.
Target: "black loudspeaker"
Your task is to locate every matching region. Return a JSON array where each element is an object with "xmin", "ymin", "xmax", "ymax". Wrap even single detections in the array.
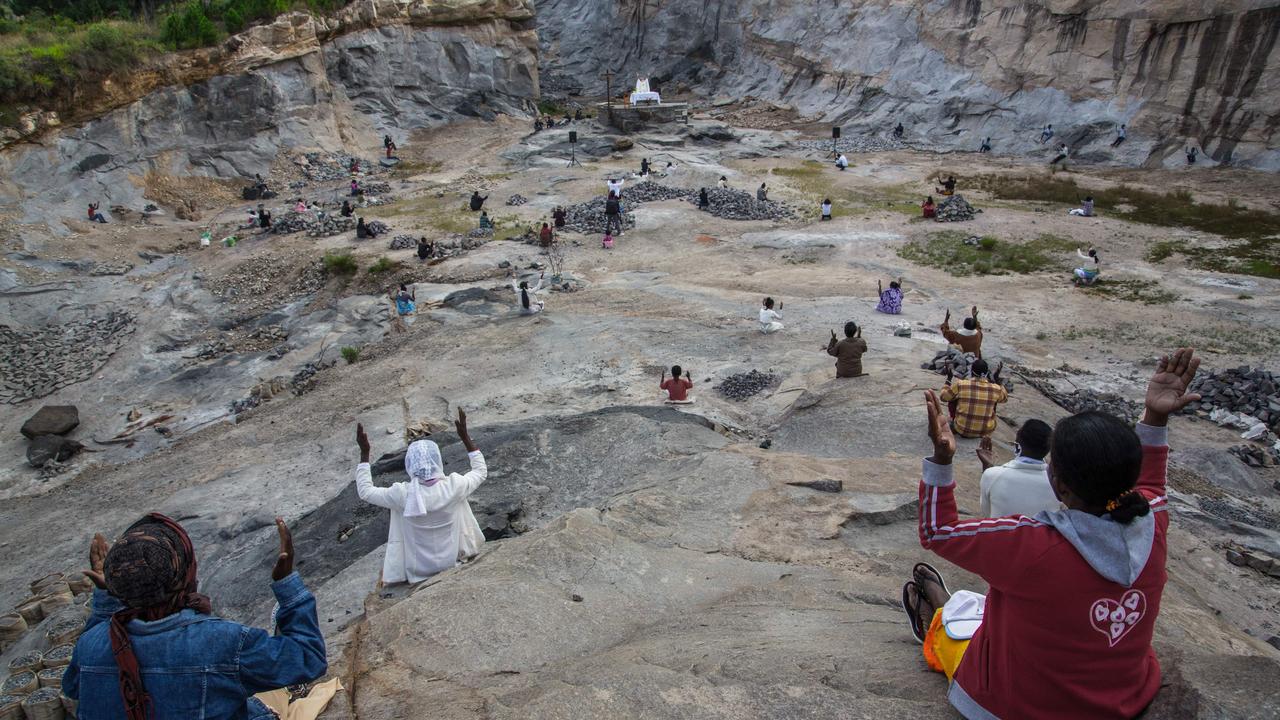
[
  {"xmin": 569, "ymin": 131, "xmax": 578, "ymax": 144},
  {"xmin": 832, "ymin": 126, "xmax": 841, "ymax": 139}
]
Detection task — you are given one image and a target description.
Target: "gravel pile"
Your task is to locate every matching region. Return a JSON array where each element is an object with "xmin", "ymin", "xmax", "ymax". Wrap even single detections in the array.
[
  {"xmin": 563, "ymin": 196, "xmax": 636, "ymax": 234},
  {"xmin": 366, "ymin": 220, "xmax": 391, "ymax": 236},
  {"xmin": 1018, "ymin": 374, "xmax": 1141, "ymax": 423},
  {"xmin": 270, "ymin": 211, "xmax": 311, "ymax": 235},
  {"xmin": 388, "ymin": 235, "xmax": 417, "ymax": 250},
  {"xmin": 300, "ymin": 152, "xmax": 380, "ymax": 181},
  {"xmin": 716, "ymin": 370, "xmax": 779, "ymax": 401},
  {"xmin": 688, "ymin": 187, "xmax": 796, "ymax": 221},
  {"xmin": 793, "ymin": 136, "xmax": 907, "ymax": 154},
  {"xmin": 307, "ymin": 215, "xmax": 355, "ymax": 237},
  {"xmin": 920, "ymin": 349, "xmax": 1013, "ymax": 389},
  {"xmin": 624, "ymin": 181, "xmax": 696, "ymax": 203},
  {"xmin": 207, "ymin": 255, "xmax": 325, "ymax": 308},
  {"xmin": 290, "ymin": 358, "xmax": 336, "ymax": 395},
  {"xmin": 360, "ymin": 182, "xmax": 392, "ymax": 196},
  {"xmin": 506, "ymin": 194, "xmax": 529, "ymax": 206},
  {"xmin": 935, "ymin": 195, "xmax": 977, "ymax": 222},
  {"xmin": 1185, "ymin": 366, "xmax": 1280, "ymax": 431},
  {"xmin": 467, "ymin": 227, "xmax": 495, "ymax": 239},
  {"xmin": 1, "ymin": 311, "xmax": 136, "ymax": 404}
]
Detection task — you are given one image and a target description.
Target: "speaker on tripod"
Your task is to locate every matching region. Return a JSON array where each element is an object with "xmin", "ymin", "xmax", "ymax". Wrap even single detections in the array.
[
  {"xmin": 567, "ymin": 130, "xmax": 581, "ymax": 167},
  {"xmin": 828, "ymin": 126, "xmax": 841, "ymax": 157}
]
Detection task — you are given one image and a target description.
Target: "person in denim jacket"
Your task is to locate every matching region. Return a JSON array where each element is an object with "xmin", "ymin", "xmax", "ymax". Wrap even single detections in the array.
[{"xmin": 63, "ymin": 513, "xmax": 327, "ymax": 720}]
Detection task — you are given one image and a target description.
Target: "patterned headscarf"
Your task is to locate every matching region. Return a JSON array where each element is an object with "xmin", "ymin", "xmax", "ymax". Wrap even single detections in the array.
[
  {"xmin": 403, "ymin": 440, "xmax": 444, "ymax": 518},
  {"xmin": 103, "ymin": 513, "xmax": 212, "ymax": 720}
]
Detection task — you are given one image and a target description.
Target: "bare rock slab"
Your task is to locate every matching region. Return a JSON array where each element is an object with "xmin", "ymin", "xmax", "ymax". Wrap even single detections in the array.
[{"xmin": 20, "ymin": 405, "xmax": 80, "ymax": 439}]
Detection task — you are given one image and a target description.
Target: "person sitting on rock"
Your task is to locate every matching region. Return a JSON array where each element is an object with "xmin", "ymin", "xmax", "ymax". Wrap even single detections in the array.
[
  {"xmin": 512, "ymin": 271, "xmax": 546, "ymax": 314},
  {"xmin": 698, "ymin": 187, "xmax": 709, "ymax": 210},
  {"xmin": 539, "ymin": 222, "xmax": 553, "ymax": 247},
  {"xmin": 1051, "ymin": 143, "xmax": 1069, "ymax": 166},
  {"xmin": 936, "ymin": 176, "xmax": 957, "ymax": 196},
  {"xmin": 294, "ymin": 198, "xmax": 309, "ymax": 214},
  {"xmin": 350, "ymin": 179, "xmax": 361, "ymax": 197},
  {"xmin": 640, "ymin": 158, "xmax": 651, "ymax": 176},
  {"xmin": 533, "ymin": 117, "xmax": 543, "ymax": 132},
  {"xmin": 901, "ymin": 348, "xmax": 1195, "ymax": 720},
  {"xmin": 826, "ymin": 321, "xmax": 868, "ymax": 378},
  {"xmin": 341, "ymin": 200, "xmax": 354, "ymax": 218},
  {"xmin": 718, "ymin": 175, "xmax": 728, "ymax": 189},
  {"xmin": 417, "ymin": 237, "xmax": 434, "ymax": 262},
  {"xmin": 87, "ymin": 202, "xmax": 108, "ymax": 223},
  {"xmin": 759, "ymin": 297, "xmax": 784, "ymax": 334},
  {"xmin": 354, "ymin": 413, "xmax": 488, "ymax": 584},
  {"xmin": 479, "ymin": 212, "xmax": 494, "ymax": 231},
  {"xmin": 876, "ymin": 278, "xmax": 904, "ymax": 314},
  {"xmin": 894, "ymin": 122, "xmax": 905, "ymax": 139},
  {"xmin": 1069, "ymin": 195, "xmax": 1095, "ymax": 217},
  {"xmin": 393, "ymin": 283, "xmax": 416, "ymax": 316},
  {"xmin": 979, "ymin": 137, "xmax": 992, "ymax": 153},
  {"xmin": 940, "ymin": 306, "xmax": 983, "ymax": 358},
  {"xmin": 469, "ymin": 191, "xmax": 488, "ymax": 211},
  {"xmin": 976, "ymin": 419, "xmax": 1059, "ymax": 517},
  {"xmin": 1074, "ymin": 247, "xmax": 1101, "ymax": 286},
  {"xmin": 1038, "ymin": 123, "xmax": 1054, "ymax": 143},
  {"xmin": 553, "ymin": 206, "xmax": 567, "ymax": 229},
  {"xmin": 756, "ymin": 183, "xmax": 768, "ymax": 201},
  {"xmin": 1112, "ymin": 124, "xmax": 1126, "ymax": 148},
  {"xmin": 1186, "ymin": 146, "xmax": 1198, "ymax": 164},
  {"xmin": 357, "ymin": 217, "xmax": 379, "ymax": 239},
  {"xmin": 602, "ymin": 231, "xmax": 614, "ymax": 250},
  {"xmin": 821, "ymin": 198, "xmax": 833, "ymax": 221},
  {"xmin": 660, "ymin": 365, "xmax": 694, "ymax": 404},
  {"xmin": 257, "ymin": 204, "xmax": 272, "ymax": 229},
  {"xmin": 939, "ymin": 358, "xmax": 1006, "ymax": 438},
  {"xmin": 574, "ymin": 108, "xmax": 584, "ymax": 121},
  {"xmin": 836, "ymin": 154, "xmax": 849, "ymax": 171},
  {"xmin": 63, "ymin": 514, "xmax": 326, "ymax": 719},
  {"xmin": 922, "ymin": 196, "xmax": 937, "ymax": 219}
]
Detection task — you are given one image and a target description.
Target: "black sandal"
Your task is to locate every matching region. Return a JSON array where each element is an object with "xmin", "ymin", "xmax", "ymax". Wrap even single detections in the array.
[
  {"xmin": 913, "ymin": 562, "xmax": 950, "ymax": 598},
  {"xmin": 901, "ymin": 581, "xmax": 926, "ymax": 643}
]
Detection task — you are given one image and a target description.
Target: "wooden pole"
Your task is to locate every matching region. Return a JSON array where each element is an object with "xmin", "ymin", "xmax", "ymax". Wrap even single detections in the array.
[{"xmin": 601, "ymin": 69, "xmax": 615, "ymax": 120}]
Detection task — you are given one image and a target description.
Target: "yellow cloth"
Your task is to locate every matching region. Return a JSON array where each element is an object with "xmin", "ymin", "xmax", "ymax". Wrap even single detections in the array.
[
  {"xmin": 923, "ymin": 609, "xmax": 969, "ymax": 682},
  {"xmin": 255, "ymin": 678, "xmax": 343, "ymax": 720}
]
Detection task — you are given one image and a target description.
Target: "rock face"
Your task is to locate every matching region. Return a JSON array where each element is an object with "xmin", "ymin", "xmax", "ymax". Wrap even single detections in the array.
[
  {"xmin": 536, "ymin": 0, "xmax": 1280, "ymax": 170},
  {"xmin": 0, "ymin": 0, "xmax": 538, "ymax": 220}
]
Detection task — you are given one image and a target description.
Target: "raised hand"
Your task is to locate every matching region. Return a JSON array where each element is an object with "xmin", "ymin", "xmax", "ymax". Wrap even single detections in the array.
[
  {"xmin": 971, "ymin": 305, "xmax": 978, "ymax": 319},
  {"xmin": 976, "ymin": 436, "xmax": 995, "ymax": 470},
  {"xmin": 1144, "ymin": 348, "xmax": 1201, "ymax": 426},
  {"xmin": 944, "ymin": 308, "xmax": 951, "ymax": 324},
  {"xmin": 270, "ymin": 517, "xmax": 295, "ymax": 582},
  {"xmin": 356, "ymin": 423, "xmax": 371, "ymax": 463},
  {"xmin": 925, "ymin": 390, "xmax": 956, "ymax": 465},
  {"xmin": 455, "ymin": 408, "xmax": 477, "ymax": 452},
  {"xmin": 84, "ymin": 533, "xmax": 110, "ymax": 590}
]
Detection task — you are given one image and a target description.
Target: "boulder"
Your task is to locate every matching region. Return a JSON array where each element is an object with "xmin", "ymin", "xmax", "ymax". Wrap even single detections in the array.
[
  {"xmin": 26, "ymin": 435, "xmax": 83, "ymax": 468},
  {"xmin": 20, "ymin": 406, "xmax": 80, "ymax": 439}
]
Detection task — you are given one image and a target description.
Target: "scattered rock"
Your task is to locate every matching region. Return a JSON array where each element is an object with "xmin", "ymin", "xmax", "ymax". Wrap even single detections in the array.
[
  {"xmin": 612, "ymin": 137, "xmax": 634, "ymax": 151},
  {"xmin": 794, "ymin": 136, "xmax": 906, "ymax": 154},
  {"xmin": 366, "ymin": 220, "xmax": 391, "ymax": 236},
  {"xmin": 89, "ymin": 261, "xmax": 134, "ymax": 276},
  {"xmin": 688, "ymin": 186, "xmax": 797, "ymax": 221},
  {"xmin": 388, "ymin": 235, "xmax": 417, "ymax": 250},
  {"xmin": 26, "ymin": 435, "xmax": 83, "ymax": 468},
  {"xmin": 1, "ymin": 312, "xmax": 135, "ymax": 405},
  {"xmin": 506, "ymin": 194, "xmax": 529, "ymax": 206},
  {"xmin": 786, "ymin": 479, "xmax": 843, "ymax": 493},
  {"xmin": 921, "ymin": 350, "xmax": 1013, "ymax": 390},
  {"xmin": 1187, "ymin": 366, "xmax": 1280, "ymax": 433},
  {"xmin": 20, "ymin": 406, "xmax": 80, "ymax": 439}
]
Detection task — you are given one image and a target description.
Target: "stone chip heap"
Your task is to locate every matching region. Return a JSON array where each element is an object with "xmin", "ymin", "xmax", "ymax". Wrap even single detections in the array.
[
  {"xmin": 687, "ymin": 187, "xmax": 796, "ymax": 221},
  {"xmin": 716, "ymin": 370, "xmax": 779, "ymax": 401},
  {"xmin": 934, "ymin": 195, "xmax": 977, "ymax": 222},
  {"xmin": 1, "ymin": 312, "xmax": 136, "ymax": 404}
]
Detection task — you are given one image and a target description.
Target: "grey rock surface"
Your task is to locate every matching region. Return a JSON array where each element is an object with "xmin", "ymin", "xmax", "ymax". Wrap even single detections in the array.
[{"xmin": 19, "ymin": 406, "xmax": 79, "ymax": 439}]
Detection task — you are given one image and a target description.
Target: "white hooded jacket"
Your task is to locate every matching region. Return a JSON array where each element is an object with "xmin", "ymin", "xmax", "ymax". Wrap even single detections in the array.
[{"xmin": 355, "ymin": 442, "xmax": 487, "ymax": 584}]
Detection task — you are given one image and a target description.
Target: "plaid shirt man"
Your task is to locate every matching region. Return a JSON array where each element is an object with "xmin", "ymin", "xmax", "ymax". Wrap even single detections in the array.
[{"xmin": 940, "ymin": 377, "xmax": 1008, "ymax": 438}]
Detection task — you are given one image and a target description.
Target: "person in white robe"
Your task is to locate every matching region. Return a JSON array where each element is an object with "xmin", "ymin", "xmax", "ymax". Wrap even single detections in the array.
[{"xmin": 353, "ymin": 410, "xmax": 487, "ymax": 584}]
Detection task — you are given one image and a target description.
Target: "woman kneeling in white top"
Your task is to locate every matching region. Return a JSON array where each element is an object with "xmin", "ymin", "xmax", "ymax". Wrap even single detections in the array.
[
  {"xmin": 759, "ymin": 297, "xmax": 784, "ymax": 334},
  {"xmin": 354, "ymin": 410, "xmax": 488, "ymax": 584}
]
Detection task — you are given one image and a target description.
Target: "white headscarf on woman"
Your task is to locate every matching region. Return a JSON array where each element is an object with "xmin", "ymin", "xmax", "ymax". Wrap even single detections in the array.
[{"xmin": 403, "ymin": 440, "xmax": 444, "ymax": 517}]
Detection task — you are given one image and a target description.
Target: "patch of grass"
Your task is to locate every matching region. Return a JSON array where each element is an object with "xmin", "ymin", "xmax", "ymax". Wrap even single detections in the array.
[
  {"xmin": 898, "ymin": 231, "xmax": 1077, "ymax": 276},
  {"xmin": 368, "ymin": 256, "xmax": 395, "ymax": 274},
  {"xmin": 322, "ymin": 251, "xmax": 358, "ymax": 275},
  {"xmin": 340, "ymin": 346, "xmax": 360, "ymax": 364},
  {"xmin": 1083, "ymin": 278, "xmax": 1179, "ymax": 305},
  {"xmin": 974, "ymin": 174, "xmax": 1280, "ymax": 279},
  {"xmin": 0, "ymin": 20, "xmax": 160, "ymax": 111},
  {"xmin": 1238, "ymin": 293, "xmax": 1254, "ymax": 300},
  {"xmin": 536, "ymin": 99, "xmax": 565, "ymax": 116}
]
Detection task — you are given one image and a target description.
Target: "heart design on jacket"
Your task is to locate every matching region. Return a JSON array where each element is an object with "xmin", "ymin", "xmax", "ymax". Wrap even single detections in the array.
[{"xmin": 1089, "ymin": 589, "xmax": 1146, "ymax": 647}]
